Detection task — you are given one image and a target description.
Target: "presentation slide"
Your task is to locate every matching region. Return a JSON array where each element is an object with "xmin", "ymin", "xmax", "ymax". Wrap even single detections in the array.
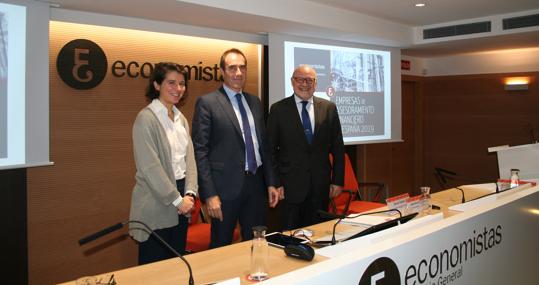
[
  {"xmin": 1, "ymin": 10, "xmax": 7, "ymax": 158},
  {"xmin": 284, "ymin": 41, "xmax": 391, "ymax": 144},
  {"xmin": 0, "ymin": 0, "xmax": 50, "ymax": 170},
  {"xmin": 0, "ymin": 2, "xmax": 25, "ymax": 166},
  {"xmin": 269, "ymin": 33, "xmax": 401, "ymax": 146}
]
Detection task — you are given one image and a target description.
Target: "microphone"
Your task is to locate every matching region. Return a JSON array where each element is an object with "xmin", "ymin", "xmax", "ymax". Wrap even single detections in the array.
[
  {"xmin": 342, "ymin": 211, "xmax": 418, "ymax": 242},
  {"xmin": 455, "ymin": 176, "xmax": 536, "ymax": 204},
  {"xmin": 435, "ymin": 167, "xmax": 496, "ymax": 185},
  {"xmin": 79, "ymin": 220, "xmax": 194, "ymax": 285},
  {"xmin": 318, "ymin": 209, "xmax": 345, "ymax": 220},
  {"xmin": 326, "ymin": 190, "xmax": 353, "ymax": 220},
  {"xmin": 434, "ymin": 167, "xmax": 499, "ymax": 196},
  {"xmin": 466, "ymin": 181, "xmax": 530, "ymax": 202},
  {"xmin": 79, "ymin": 223, "xmax": 124, "ymax": 245},
  {"xmin": 526, "ymin": 123, "xmax": 538, "ymax": 144},
  {"xmin": 317, "ymin": 208, "xmax": 403, "ymax": 246},
  {"xmin": 319, "ymin": 189, "xmax": 354, "ymax": 245},
  {"xmin": 435, "ymin": 167, "xmax": 456, "ymax": 185},
  {"xmin": 317, "ymin": 210, "xmax": 346, "ymax": 246},
  {"xmin": 435, "ymin": 167, "xmax": 459, "ymax": 189}
]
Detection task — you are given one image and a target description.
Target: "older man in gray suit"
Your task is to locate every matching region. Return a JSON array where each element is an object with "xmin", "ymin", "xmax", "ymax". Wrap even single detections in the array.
[{"xmin": 192, "ymin": 48, "xmax": 279, "ymax": 248}]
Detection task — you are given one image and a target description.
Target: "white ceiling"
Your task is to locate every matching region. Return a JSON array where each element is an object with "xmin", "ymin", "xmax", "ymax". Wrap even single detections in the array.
[
  {"xmin": 306, "ymin": 0, "xmax": 539, "ymax": 26},
  {"xmin": 44, "ymin": 0, "xmax": 539, "ymax": 57}
]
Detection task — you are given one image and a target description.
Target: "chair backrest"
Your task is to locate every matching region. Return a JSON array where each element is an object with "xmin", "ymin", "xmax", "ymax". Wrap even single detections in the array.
[
  {"xmin": 329, "ymin": 153, "xmax": 359, "ymax": 211},
  {"xmin": 189, "ymin": 199, "xmax": 203, "ymax": 225}
]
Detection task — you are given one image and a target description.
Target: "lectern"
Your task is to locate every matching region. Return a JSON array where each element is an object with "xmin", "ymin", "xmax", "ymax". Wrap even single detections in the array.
[{"xmin": 489, "ymin": 143, "xmax": 539, "ymax": 179}]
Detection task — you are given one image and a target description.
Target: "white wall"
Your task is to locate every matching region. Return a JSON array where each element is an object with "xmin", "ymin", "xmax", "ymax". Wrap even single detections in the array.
[
  {"xmin": 401, "ymin": 55, "xmax": 426, "ymax": 77},
  {"xmin": 179, "ymin": 0, "xmax": 413, "ymax": 47}
]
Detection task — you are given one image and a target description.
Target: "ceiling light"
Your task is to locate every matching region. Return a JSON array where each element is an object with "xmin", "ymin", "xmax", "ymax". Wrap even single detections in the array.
[{"xmin": 414, "ymin": 3, "xmax": 426, "ymax": 7}]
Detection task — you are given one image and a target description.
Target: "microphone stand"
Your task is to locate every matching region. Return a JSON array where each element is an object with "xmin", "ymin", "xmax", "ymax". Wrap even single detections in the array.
[
  {"xmin": 454, "ymin": 187, "xmax": 466, "ymax": 203},
  {"xmin": 327, "ymin": 189, "xmax": 353, "ymax": 245},
  {"xmin": 79, "ymin": 220, "xmax": 195, "ymax": 285},
  {"xmin": 317, "ymin": 208, "xmax": 402, "ymax": 246},
  {"xmin": 466, "ymin": 182, "xmax": 532, "ymax": 202},
  {"xmin": 435, "ymin": 167, "xmax": 500, "ymax": 203},
  {"xmin": 436, "ymin": 167, "xmax": 534, "ymax": 204}
]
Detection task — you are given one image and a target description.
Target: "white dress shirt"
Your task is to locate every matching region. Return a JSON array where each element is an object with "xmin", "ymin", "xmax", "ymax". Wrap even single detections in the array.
[
  {"xmin": 148, "ymin": 99, "xmax": 194, "ymax": 207},
  {"xmin": 223, "ymin": 84, "xmax": 262, "ymax": 170}
]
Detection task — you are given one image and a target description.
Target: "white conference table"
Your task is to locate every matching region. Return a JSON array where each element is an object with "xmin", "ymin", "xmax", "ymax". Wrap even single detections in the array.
[{"xmin": 60, "ymin": 182, "xmax": 538, "ymax": 285}]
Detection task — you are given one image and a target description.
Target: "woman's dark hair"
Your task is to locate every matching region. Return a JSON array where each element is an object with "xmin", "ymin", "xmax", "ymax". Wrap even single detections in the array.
[{"xmin": 145, "ymin": 62, "xmax": 188, "ymax": 103}]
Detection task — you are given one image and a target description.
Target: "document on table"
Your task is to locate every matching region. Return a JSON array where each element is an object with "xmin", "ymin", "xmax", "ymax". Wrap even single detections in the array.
[
  {"xmin": 340, "ymin": 214, "xmax": 396, "ymax": 227},
  {"xmin": 314, "ymin": 214, "xmax": 394, "ymax": 242}
]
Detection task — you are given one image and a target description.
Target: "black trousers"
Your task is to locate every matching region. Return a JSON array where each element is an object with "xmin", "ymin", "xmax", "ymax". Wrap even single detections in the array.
[
  {"xmin": 281, "ymin": 186, "xmax": 321, "ymax": 231},
  {"xmin": 209, "ymin": 169, "xmax": 268, "ymax": 248},
  {"xmin": 138, "ymin": 179, "xmax": 188, "ymax": 265}
]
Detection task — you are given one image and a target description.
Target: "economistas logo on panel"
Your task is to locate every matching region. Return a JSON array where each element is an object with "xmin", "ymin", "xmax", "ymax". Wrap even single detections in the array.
[
  {"xmin": 57, "ymin": 39, "xmax": 108, "ymax": 90},
  {"xmin": 359, "ymin": 257, "xmax": 400, "ymax": 285}
]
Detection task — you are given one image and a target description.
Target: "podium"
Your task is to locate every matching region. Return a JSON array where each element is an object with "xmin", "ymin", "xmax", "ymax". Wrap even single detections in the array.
[{"xmin": 489, "ymin": 143, "xmax": 539, "ymax": 179}]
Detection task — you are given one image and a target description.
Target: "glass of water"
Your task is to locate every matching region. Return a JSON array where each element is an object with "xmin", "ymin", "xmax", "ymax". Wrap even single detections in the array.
[{"xmin": 420, "ymin": 186, "xmax": 431, "ymax": 214}]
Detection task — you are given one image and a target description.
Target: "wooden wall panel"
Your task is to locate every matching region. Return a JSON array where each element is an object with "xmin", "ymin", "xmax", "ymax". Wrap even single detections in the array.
[
  {"xmin": 391, "ymin": 80, "xmax": 419, "ymax": 194},
  {"xmin": 359, "ymin": 77, "xmax": 423, "ymax": 197},
  {"xmin": 422, "ymin": 72, "xmax": 539, "ymax": 192},
  {"xmin": 27, "ymin": 22, "xmax": 261, "ymax": 285},
  {"xmin": 360, "ymin": 72, "xmax": 538, "ymax": 199}
]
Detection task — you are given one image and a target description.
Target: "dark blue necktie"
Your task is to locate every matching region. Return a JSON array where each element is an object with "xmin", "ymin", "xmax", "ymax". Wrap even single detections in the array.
[
  {"xmin": 235, "ymin": 93, "xmax": 257, "ymax": 174},
  {"xmin": 301, "ymin": 101, "xmax": 313, "ymax": 144}
]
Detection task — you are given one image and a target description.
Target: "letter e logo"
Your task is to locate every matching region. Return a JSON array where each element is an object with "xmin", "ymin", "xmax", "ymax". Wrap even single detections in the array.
[
  {"xmin": 359, "ymin": 257, "xmax": 400, "ymax": 285},
  {"xmin": 57, "ymin": 39, "xmax": 107, "ymax": 90}
]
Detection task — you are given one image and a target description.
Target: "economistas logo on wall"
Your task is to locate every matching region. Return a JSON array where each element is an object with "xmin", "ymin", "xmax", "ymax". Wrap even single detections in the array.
[
  {"xmin": 56, "ymin": 39, "xmax": 108, "ymax": 90},
  {"xmin": 57, "ymin": 38, "xmax": 225, "ymax": 90}
]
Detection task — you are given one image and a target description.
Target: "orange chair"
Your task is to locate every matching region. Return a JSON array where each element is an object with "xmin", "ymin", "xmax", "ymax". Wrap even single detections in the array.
[
  {"xmin": 329, "ymin": 153, "xmax": 386, "ymax": 215},
  {"xmin": 185, "ymin": 199, "xmax": 210, "ymax": 253},
  {"xmin": 185, "ymin": 199, "xmax": 240, "ymax": 253}
]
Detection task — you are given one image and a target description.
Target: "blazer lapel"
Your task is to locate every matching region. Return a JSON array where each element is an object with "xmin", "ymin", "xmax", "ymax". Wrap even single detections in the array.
[
  {"xmin": 312, "ymin": 96, "xmax": 323, "ymax": 145},
  {"xmin": 215, "ymin": 86, "xmax": 243, "ymax": 139}
]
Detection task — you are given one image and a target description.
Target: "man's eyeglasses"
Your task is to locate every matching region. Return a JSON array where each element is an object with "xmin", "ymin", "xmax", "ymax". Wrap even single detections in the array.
[{"xmin": 293, "ymin": 77, "xmax": 316, "ymax": 85}]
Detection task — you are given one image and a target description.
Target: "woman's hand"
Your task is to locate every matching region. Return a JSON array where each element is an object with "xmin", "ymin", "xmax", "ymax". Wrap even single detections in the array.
[{"xmin": 177, "ymin": 196, "xmax": 194, "ymax": 215}]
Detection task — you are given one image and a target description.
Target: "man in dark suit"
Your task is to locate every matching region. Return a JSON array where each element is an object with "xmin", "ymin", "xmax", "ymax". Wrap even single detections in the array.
[
  {"xmin": 267, "ymin": 65, "xmax": 345, "ymax": 230},
  {"xmin": 192, "ymin": 48, "xmax": 279, "ymax": 248}
]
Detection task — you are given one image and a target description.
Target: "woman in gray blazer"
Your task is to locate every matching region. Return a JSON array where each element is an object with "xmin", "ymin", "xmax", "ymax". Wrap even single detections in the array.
[{"xmin": 129, "ymin": 62, "xmax": 198, "ymax": 265}]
